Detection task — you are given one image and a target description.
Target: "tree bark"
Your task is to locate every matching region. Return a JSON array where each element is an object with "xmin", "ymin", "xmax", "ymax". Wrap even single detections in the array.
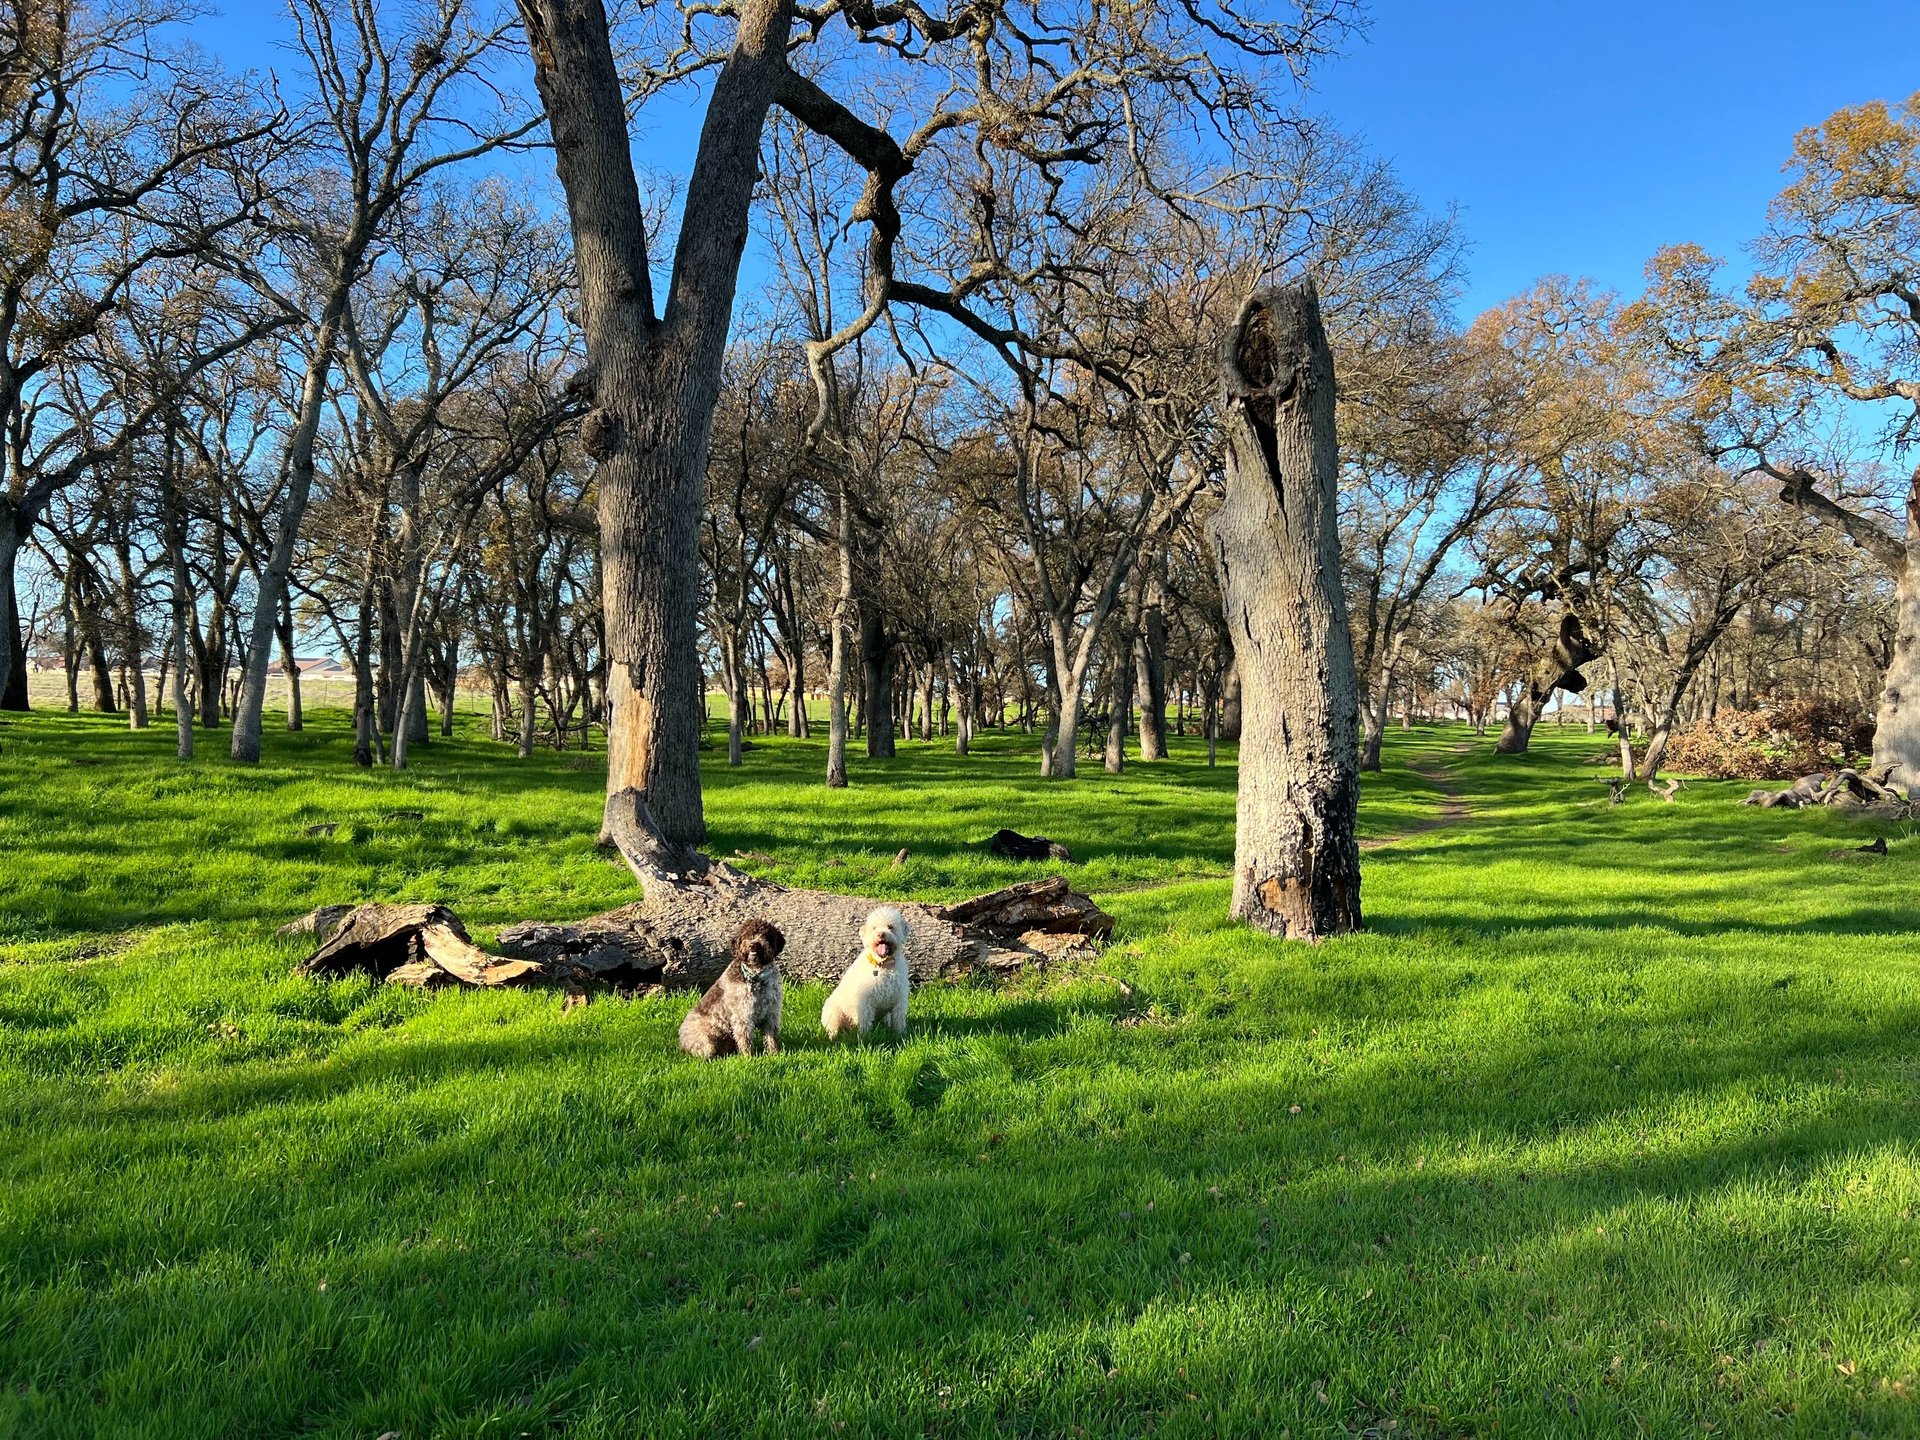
[
  {"xmin": 1871, "ymin": 542, "xmax": 1920, "ymax": 789},
  {"xmin": 231, "ymin": 299, "xmax": 348, "ymax": 761},
  {"xmin": 1206, "ymin": 282, "xmax": 1361, "ymax": 941},
  {"xmin": 113, "ymin": 533, "xmax": 148, "ymax": 730},
  {"xmin": 825, "ymin": 473, "xmax": 854, "ymax": 786},
  {"xmin": 486, "ymin": 789, "xmax": 1113, "ymax": 989},
  {"xmin": 277, "ymin": 589, "xmax": 303, "ymax": 732},
  {"xmin": 1495, "ymin": 611, "xmax": 1596, "ymax": 755},
  {"xmin": 1218, "ymin": 660, "xmax": 1242, "ymax": 742},
  {"xmin": 861, "ymin": 607, "xmax": 896, "ymax": 758},
  {"xmin": 1135, "ymin": 572, "xmax": 1168, "ymax": 761},
  {"xmin": 72, "ymin": 567, "xmax": 117, "ymax": 713},
  {"xmin": 518, "ymin": 0, "xmax": 795, "ymax": 845},
  {"xmin": 1104, "ymin": 642, "xmax": 1134, "ymax": 774},
  {"xmin": 1359, "ymin": 685, "xmax": 1388, "ymax": 772},
  {"xmin": 0, "ymin": 502, "xmax": 25, "ymax": 711}
]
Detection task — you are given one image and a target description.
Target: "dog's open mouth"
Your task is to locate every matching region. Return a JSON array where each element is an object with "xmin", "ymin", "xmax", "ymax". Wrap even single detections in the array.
[{"xmin": 872, "ymin": 938, "xmax": 893, "ymax": 958}]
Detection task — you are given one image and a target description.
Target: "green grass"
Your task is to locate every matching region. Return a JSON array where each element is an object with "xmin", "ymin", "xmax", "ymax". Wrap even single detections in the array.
[{"xmin": 2, "ymin": 707, "xmax": 1918, "ymax": 1438}]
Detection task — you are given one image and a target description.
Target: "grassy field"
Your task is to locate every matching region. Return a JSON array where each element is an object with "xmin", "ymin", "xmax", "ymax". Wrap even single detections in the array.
[{"xmin": 2, "ymin": 706, "xmax": 1918, "ymax": 1438}]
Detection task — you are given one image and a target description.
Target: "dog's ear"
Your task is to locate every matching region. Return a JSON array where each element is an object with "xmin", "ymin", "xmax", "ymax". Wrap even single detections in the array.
[{"xmin": 762, "ymin": 922, "xmax": 786, "ymax": 957}]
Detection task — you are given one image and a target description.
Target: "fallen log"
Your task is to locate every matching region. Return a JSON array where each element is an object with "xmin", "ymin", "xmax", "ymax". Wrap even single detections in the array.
[
  {"xmin": 1741, "ymin": 768, "xmax": 1911, "ymax": 816},
  {"xmin": 296, "ymin": 904, "xmax": 545, "ymax": 988},
  {"xmin": 292, "ymin": 790, "xmax": 1114, "ymax": 994},
  {"xmin": 985, "ymin": 828, "xmax": 1073, "ymax": 862}
]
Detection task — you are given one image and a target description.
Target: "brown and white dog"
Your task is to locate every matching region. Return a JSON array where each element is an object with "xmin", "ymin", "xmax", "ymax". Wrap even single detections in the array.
[
  {"xmin": 678, "ymin": 919, "xmax": 785, "ymax": 1059},
  {"xmin": 821, "ymin": 906, "xmax": 910, "ymax": 1041}
]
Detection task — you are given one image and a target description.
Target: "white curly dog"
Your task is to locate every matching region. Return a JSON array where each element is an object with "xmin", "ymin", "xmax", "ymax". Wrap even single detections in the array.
[{"xmin": 821, "ymin": 905, "xmax": 910, "ymax": 1041}]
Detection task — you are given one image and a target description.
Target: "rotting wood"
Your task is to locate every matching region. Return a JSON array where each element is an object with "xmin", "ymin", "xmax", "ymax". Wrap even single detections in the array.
[
  {"xmin": 1742, "ymin": 767, "xmax": 1912, "ymax": 816},
  {"xmin": 985, "ymin": 828, "xmax": 1073, "ymax": 862},
  {"xmin": 290, "ymin": 795, "xmax": 1112, "ymax": 995}
]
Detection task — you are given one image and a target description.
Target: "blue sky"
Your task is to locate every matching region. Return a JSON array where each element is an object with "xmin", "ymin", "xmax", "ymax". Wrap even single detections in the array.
[
  {"xmin": 1303, "ymin": 1, "xmax": 1916, "ymax": 318},
  {"xmin": 187, "ymin": 1, "xmax": 1913, "ymax": 325}
]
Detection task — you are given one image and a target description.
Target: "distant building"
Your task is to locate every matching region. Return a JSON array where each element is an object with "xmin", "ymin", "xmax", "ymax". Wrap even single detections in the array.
[{"xmin": 294, "ymin": 656, "xmax": 349, "ymax": 675}]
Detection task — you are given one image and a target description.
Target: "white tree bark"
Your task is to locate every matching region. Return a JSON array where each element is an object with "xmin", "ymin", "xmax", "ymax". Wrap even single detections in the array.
[
  {"xmin": 1872, "ymin": 539, "xmax": 1920, "ymax": 789},
  {"xmin": 1207, "ymin": 281, "xmax": 1361, "ymax": 940}
]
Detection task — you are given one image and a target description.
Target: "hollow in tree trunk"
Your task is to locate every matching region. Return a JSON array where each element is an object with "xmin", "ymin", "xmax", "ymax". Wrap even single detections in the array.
[{"xmin": 1206, "ymin": 281, "xmax": 1361, "ymax": 941}]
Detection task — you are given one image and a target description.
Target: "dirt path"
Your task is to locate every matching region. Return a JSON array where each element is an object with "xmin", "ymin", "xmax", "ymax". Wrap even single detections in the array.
[
  {"xmin": 1359, "ymin": 744, "xmax": 1472, "ymax": 851},
  {"xmin": 1103, "ymin": 744, "xmax": 1475, "ymax": 895}
]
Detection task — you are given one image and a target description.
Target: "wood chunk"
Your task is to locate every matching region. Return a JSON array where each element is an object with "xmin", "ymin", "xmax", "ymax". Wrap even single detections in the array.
[
  {"xmin": 985, "ymin": 828, "xmax": 1073, "ymax": 863},
  {"xmin": 277, "ymin": 904, "xmax": 354, "ymax": 941}
]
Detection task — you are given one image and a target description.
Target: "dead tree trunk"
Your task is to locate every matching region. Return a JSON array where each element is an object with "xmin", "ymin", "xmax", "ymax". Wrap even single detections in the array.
[
  {"xmin": 1872, "ymin": 538, "xmax": 1920, "ymax": 788},
  {"xmin": 1206, "ymin": 281, "xmax": 1361, "ymax": 941},
  {"xmin": 442, "ymin": 789, "xmax": 1116, "ymax": 990}
]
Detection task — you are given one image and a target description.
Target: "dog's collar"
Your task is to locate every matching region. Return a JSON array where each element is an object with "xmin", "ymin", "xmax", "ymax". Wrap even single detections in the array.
[{"xmin": 741, "ymin": 961, "xmax": 768, "ymax": 981}]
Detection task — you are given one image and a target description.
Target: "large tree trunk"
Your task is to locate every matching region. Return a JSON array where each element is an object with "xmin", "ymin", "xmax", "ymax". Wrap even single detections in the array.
[
  {"xmin": 1135, "ymin": 571, "xmax": 1168, "ymax": 761},
  {"xmin": 861, "ymin": 608, "xmax": 896, "ymax": 758},
  {"xmin": 74, "ymin": 571, "xmax": 117, "ymax": 713},
  {"xmin": 231, "ymin": 302, "xmax": 348, "ymax": 762},
  {"xmin": 170, "ymin": 571, "xmax": 195, "ymax": 759},
  {"xmin": 1104, "ymin": 646, "xmax": 1133, "ymax": 774},
  {"xmin": 1218, "ymin": 659, "xmax": 1242, "ymax": 742},
  {"xmin": 0, "ymin": 502, "xmax": 24, "ymax": 711},
  {"xmin": 390, "ymin": 463, "xmax": 429, "ymax": 746},
  {"xmin": 825, "ymin": 476, "xmax": 854, "ymax": 787},
  {"xmin": 1495, "ymin": 611, "xmax": 1596, "ymax": 755},
  {"xmin": 277, "ymin": 590, "xmax": 303, "ymax": 733},
  {"xmin": 1206, "ymin": 282, "xmax": 1361, "ymax": 941},
  {"xmin": 518, "ymin": 0, "xmax": 793, "ymax": 847},
  {"xmin": 1871, "ymin": 542, "xmax": 1920, "ymax": 790},
  {"xmin": 1047, "ymin": 635, "xmax": 1086, "ymax": 779},
  {"xmin": 485, "ymin": 789, "xmax": 1113, "ymax": 989},
  {"xmin": 1359, "ymin": 686, "xmax": 1387, "ymax": 772},
  {"xmin": 722, "ymin": 631, "xmax": 747, "ymax": 767},
  {"xmin": 114, "ymin": 537, "xmax": 148, "ymax": 730},
  {"xmin": 438, "ymin": 625, "xmax": 460, "ymax": 738}
]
